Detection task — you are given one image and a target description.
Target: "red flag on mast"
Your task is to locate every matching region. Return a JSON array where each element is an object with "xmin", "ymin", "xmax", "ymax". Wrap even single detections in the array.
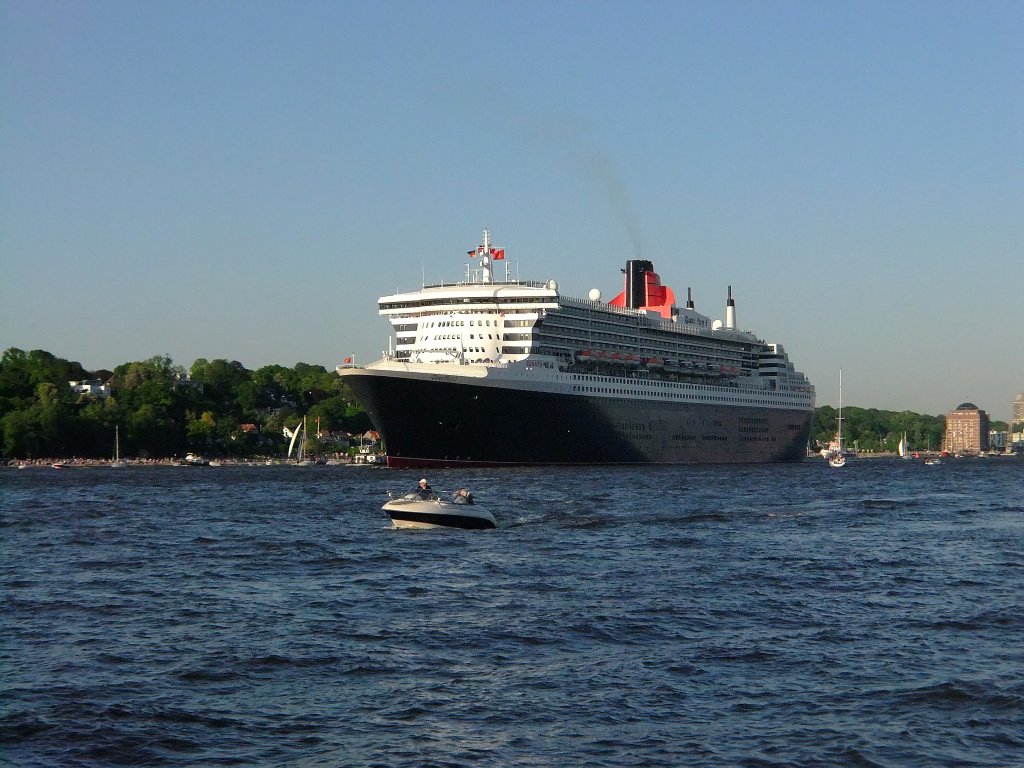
[{"xmin": 492, "ymin": 248, "xmax": 505, "ymax": 260}]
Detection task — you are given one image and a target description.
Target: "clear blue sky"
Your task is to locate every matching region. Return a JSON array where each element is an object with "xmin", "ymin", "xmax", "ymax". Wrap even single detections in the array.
[{"xmin": 2, "ymin": 1, "xmax": 1021, "ymax": 421}]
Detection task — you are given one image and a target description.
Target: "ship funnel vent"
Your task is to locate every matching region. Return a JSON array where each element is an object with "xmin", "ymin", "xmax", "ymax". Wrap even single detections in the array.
[{"xmin": 624, "ymin": 260, "xmax": 654, "ymax": 309}]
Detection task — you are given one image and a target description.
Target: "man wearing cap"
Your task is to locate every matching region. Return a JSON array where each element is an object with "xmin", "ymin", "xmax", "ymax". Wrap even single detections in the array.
[{"xmin": 415, "ymin": 478, "xmax": 433, "ymax": 499}]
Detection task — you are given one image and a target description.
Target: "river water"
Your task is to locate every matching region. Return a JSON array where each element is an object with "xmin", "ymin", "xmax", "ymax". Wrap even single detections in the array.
[{"xmin": 2, "ymin": 459, "xmax": 1022, "ymax": 767}]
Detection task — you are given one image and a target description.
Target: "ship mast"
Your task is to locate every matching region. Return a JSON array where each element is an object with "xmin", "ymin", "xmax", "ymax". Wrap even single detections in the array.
[
  {"xmin": 481, "ymin": 228, "xmax": 493, "ymax": 285},
  {"xmin": 469, "ymin": 228, "xmax": 505, "ymax": 284}
]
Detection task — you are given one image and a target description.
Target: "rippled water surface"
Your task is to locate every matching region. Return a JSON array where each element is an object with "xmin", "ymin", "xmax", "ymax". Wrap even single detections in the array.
[{"xmin": 2, "ymin": 460, "xmax": 1022, "ymax": 767}]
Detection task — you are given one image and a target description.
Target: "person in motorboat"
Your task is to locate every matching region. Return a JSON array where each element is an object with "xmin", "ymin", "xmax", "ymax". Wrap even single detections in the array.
[
  {"xmin": 452, "ymin": 488, "xmax": 474, "ymax": 505},
  {"xmin": 414, "ymin": 478, "xmax": 434, "ymax": 499}
]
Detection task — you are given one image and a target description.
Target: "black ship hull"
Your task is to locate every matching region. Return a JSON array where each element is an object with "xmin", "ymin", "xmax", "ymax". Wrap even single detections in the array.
[{"xmin": 344, "ymin": 371, "xmax": 812, "ymax": 468}]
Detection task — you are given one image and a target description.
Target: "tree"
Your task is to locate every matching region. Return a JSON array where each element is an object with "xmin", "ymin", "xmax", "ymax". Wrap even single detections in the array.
[
  {"xmin": 0, "ymin": 349, "xmax": 371, "ymax": 459},
  {"xmin": 185, "ymin": 410, "xmax": 218, "ymax": 452},
  {"xmin": 811, "ymin": 404, "xmax": 945, "ymax": 453}
]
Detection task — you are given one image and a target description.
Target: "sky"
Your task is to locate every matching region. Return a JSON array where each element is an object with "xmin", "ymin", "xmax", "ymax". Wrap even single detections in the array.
[{"xmin": 1, "ymin": 0, "xmax": 1021, "ymax": 421}]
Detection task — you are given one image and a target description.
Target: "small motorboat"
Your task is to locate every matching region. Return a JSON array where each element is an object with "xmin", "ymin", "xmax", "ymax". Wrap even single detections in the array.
[
  {"xmin": 827, "ymin": 452, "xmax": 846, "ymax": 468},
  {"xmin": 382, "ymin": 491, "xmax": 496, "ymax": 530}
]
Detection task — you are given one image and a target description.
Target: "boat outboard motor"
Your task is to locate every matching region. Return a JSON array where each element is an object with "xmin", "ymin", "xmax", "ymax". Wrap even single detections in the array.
[{"xmin": 624, "ymin": 260, "xmax": 655, "ymax": 310}]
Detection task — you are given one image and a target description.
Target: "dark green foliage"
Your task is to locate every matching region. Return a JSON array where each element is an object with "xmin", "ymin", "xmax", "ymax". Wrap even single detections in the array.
[
  {"xmin": 811, "ymin": 405, "xmax": 947, "ymax": 453},
  {"xmin": 0, "ymin": 348, "xmax": 368, "ymax": 459}
]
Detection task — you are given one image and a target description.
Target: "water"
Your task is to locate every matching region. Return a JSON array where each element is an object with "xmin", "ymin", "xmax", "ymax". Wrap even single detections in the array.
[{"xmin": 2, "ymin": 460, "xmax": 1022, "ymax": 767}]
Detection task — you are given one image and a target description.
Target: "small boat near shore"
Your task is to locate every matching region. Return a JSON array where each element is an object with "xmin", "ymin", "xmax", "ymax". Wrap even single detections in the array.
[
  {"xmin": 382, "ymin": 491, "xmax": 496, "ymax": 530},
  {"xmin": 822, "ymin": 371, "xmax": 848, "ymax": 468},
  {"xmin": 110, "ymin": 426, "xmax": 127, "ymax": 468}
]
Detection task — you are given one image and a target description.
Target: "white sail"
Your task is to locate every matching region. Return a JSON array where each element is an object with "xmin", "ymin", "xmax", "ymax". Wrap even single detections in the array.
[
  {"xmin": 287, "ymin": 420, "xmax": 303, "ymax": 459},
  {"xmin": 898, "ymin": 433, "xmax": 908, "ymax": 458}
]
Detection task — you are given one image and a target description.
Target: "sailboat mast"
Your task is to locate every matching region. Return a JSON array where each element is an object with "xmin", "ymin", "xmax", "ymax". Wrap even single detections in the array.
[{"xmin": 837, "ymin": 369, "xmax": 843, "ymax": 448}]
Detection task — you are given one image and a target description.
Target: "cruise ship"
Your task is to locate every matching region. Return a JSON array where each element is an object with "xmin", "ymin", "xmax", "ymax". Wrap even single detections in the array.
[{"xmin": 338, "ymin": 230, "xmax": 815, "ymax": 468}]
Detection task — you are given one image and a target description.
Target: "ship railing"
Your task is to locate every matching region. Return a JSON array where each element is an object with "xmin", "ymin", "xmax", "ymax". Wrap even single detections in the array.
[{"xmin": 421, "ymin": 279, "xmax": 553, "ymax": 291}]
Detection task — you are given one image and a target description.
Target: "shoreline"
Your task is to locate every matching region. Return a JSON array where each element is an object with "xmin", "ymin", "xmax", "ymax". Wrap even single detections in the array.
[
  {"xmin": 6, "ymin": 456, "xmax": 357, "ymax": 468},
  {"xmin": 9, "ymin": 452, "xmax": 1017, "ymax": 469}
]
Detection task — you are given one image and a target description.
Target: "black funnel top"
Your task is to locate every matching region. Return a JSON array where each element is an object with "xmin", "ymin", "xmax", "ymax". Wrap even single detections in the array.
[{"xmin": 624, "ymin": 260, "xmax": 654, "ymax": 309}]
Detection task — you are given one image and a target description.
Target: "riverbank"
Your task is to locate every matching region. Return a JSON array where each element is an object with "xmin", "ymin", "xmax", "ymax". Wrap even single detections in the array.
[{"xmin": 6, "ymin": 456, "xmax": 357, "ymax": 468}]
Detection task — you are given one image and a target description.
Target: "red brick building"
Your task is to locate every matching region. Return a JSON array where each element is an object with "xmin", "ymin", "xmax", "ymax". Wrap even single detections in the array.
[{"xmin": 944, "ymin": 403, "xmax": 989, "ymax": 455}]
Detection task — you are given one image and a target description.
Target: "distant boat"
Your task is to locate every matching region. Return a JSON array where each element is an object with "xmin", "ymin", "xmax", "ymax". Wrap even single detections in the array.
[
  {"xmin": 822, "ymin": 371, "xmax": 847, "ymax": 468},
  {"xmin": 110, "ymin": 426, "xmax": 127, "ymax": 468},
  {"xmin": 898, "ymin": 432, "xmax": 909, "ymax": 459},
  {"xmin": 924, "ymin": 458, "xmax": 941, "ymax": 466},
  {"xmin": 287, "ymin": 416, "xmax": 313, "ymax": 466}
]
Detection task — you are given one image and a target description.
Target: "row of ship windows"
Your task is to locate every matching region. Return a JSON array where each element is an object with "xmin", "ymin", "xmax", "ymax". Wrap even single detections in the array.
[
  {"xmin": 406, "ymin": 334, "xmax": 533, "ymax": 343},
  {"xmin": 568, "ymin": 374, "xmax": 807, "ymax": 402},
  {"xmin": 572, "ymin": 385, "xmax": 791, "ymax": 405},
  {"xmin": 537, "ymin": 330, "xmax": 746, "ymax": 362},
  {"xmin": 419, "ymin": 319, "xmax": 500, "ymax": 328},
  {"xmin": 394, "ymin": 319, "xmax": 534, "ymax": 333},
  {"xmin": 422, "ymin": 333, "xmax": 499, "ymax": 341},
  {"xmin": 536, "ymin": 341, "xmax": 746, "ymax": 368},
  {"xmin": 574, "ymin": 376, "xmax": 730, "ymax": 392},
  {"xmin": 540, "ymin": 313, "xmax": 748, "ymax": 346},
  {"xmin": 399, "ymin": 346, "xmax": 530, "ymax": 355}
]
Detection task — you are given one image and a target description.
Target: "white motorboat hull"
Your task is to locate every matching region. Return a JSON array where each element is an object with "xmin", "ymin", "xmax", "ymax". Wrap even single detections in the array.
[{"xmin": 382, "ymin": 498, "xmax": 496, "ymax": 529}]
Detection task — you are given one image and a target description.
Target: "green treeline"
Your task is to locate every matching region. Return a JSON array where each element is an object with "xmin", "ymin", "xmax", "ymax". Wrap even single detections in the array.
[
  {"xmin": 0, "ymin": 348, "xmax": 372, "ymax": 460},
  {"xmin": 2, "ymin": 346, "xmax": 997, "ymax": 460},
  {"xmin": 811, "ymin": 405, "xmax": 947, "ymax": 453}
]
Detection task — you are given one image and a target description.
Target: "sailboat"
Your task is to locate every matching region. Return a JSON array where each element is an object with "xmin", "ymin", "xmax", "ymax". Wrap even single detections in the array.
[
  {"xmin": 286, "ymin": 416, "xmax": 313, "ymax": 465},
  {"xmin": 822, "ymin": 371, "xmax": 846, "ymax": 468},
  {"xmin": 898, "ymin": 432, "xmax": 909, "ymax": 459},
  {"xmin": 110, "ymin": 425, "xmax": 127, "ymax": 468}
]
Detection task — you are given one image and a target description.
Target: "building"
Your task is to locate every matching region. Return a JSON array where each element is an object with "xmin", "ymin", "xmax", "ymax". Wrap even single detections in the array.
[
  {"xmin": 1014, "ymin": 393, "xmax": 1024, "ymax": 427},
  {"xmin": 944, "ymin": 403, "xmax": 989, "ymax": 454},
  {"xmin": 69, "ymin": 379, "xmax": 111, "ymax": 399}
]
